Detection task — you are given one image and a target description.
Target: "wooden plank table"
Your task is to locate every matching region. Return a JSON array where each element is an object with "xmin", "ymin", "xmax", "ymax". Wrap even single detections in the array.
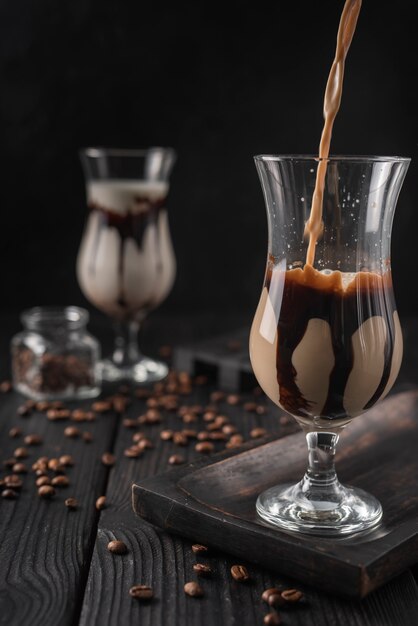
[{"xmin": 1, "ymin": 314, "xmax": 418, "ymax": 626}]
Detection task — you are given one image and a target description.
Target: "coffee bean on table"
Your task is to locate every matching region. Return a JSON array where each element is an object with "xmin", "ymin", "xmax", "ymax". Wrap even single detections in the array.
[
  {"xmin": 168, "ymin": 454, "xmax": 185, "ymax": 465},
  {"xmin": 14, "ymin": 447, "xmax": 29, "ymax": 459},
  {"xmin": 2, "ymin": 489, "xmax": 18, "ymax": 499},
  {"xmin": 17, "ymin": 404, "xmax": 32, "ymax": 417},
  {"xmin": 281, "ymin": 588, "xmax": 303, "ymax": 603},
  {"xmin": 24, "ymin": 434, "xmax": 43, "ymax": 446},
  {"xmin": 12, "ymin": 463, "xmax": 28, "ymax": 474},
  {"xmin": 264, "ymin": 613, "xmax": 281, "ymax": 625},
  {"xmin": 250, "ymin": 427, "xmax": 267, "ymax": 439},
  {"xmin": 262, "ymin": 588, "xmax": 285, "ymax": 604},
  {"xmin": 92, "ymin": 401, "xmax": 112, "ymax": 413},
  {"xmin": 195, "ymin": 442, "xmax": 214, "ymax": 454},
  {"xmin": 184, "ymin": 582, "xmax": 204, "ymax": 597},
  {"xmin": 230, "ymin": 564, "xmax": 251, "ymax": 582},
  {"xmin": 64, "ymin": 426, "xmax": 80, "ymax": 438},
  {"xmin": 59, "ymin": 454, "xmax": 74, "ymax": 466},
  {"xmin": 191, "ymin": 544, "xmax": 209, "ymax": 555},
  {"xmin": 124, "ymin": 446, "xmax": 142, "ymax": 458},
  {"xmin": 4, "ymin": 475, "xmax": 23, "ymax": 489},
  {"xmin": 64, "ymin": 497, "xmax": 78, "ymax": 510},
  {"xmin": 0, "ymin": 380, "xmax": 12, "ymax": 393},
  {"xmin": 38, "ymin": 485, "xmax": 55, "ymax": 498},
  {"xmin": 82, "ymin": 432, "xmax": 93, "ymax": 443},
  {"xmin": 101, "ymin": 453, "xmax": 116, "ymax": 467},
  {"xmin": 52, "ymin": 475, "xmax": 70, "ymax": 487},
  {"xmin": 193, "ymin": 563, "xmax": 212, "ymax": 576},
  {"xmin": 107, "ymin": 540, "xmax": 128, "ymax": 554},
  {"xmin": 96, "ymin": 496, "xmax": 106, "ymax": 510},
  {"xmin": 129, "ymin": 585, "xmax": 153, "ymax": 600},
  {"xmin": 9, "ymin": 427, "xmax": 22, "ymax": 438},
  {"xmin": 36, "ymin": 476, "xmax": 51, "ymax": 487}
]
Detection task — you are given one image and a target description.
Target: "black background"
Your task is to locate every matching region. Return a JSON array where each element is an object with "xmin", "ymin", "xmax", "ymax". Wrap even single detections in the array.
[{"xmin": 1, "ymin": 0, "xmax": 417, "ymax": 332}]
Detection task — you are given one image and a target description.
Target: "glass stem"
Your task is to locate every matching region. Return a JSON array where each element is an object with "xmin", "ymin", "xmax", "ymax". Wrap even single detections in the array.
[
  {"xmin": 112, "ymin": 320, "xmax": 141, "ymax": 367},
  {"xmin": 299, "ymin": 431, "xmax": 341, "ymax": 499}
]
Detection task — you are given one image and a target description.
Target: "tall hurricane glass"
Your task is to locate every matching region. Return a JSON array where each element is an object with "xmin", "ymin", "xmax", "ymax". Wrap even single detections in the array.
[
  {"xmin": 250, "ymin": 155, "xmax": 410, "ymax": 535},
  {"xmin": 77, "ymin": 147, "xmax": 176, "ymax": 383}
]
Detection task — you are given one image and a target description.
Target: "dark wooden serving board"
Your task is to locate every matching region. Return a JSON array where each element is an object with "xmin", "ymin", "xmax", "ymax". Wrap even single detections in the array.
[{"xmin": 133, "ymin": 390, "xmax": 418, "ymax": 599}]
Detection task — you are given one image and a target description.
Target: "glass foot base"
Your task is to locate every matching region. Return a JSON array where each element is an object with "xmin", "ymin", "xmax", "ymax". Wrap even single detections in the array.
[
  {"xmin": 256, "ymin": 481, "xmax": 382, "ymax": 536},
  {"xmin": 99, "ymin": 356, "xmax": 169, "ymax": 384}
]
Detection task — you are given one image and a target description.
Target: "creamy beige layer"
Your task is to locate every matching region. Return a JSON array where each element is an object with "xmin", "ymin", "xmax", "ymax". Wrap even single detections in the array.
[
  {"xmin": 250, "ymin": 281, "xmax": 402, "ymax": 422},
  {"xmin": 87, "ymin": 180, "xmax": 169, "ymax": 215},
  {"xmin": 77, "ymin": 209, "xmax": 176, "ymax": 319}
]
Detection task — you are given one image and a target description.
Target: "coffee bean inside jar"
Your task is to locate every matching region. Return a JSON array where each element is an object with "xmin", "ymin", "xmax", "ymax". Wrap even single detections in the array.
[{"xmin": 11, "ymin": 306, "xmax": 101, "ymax": 400}]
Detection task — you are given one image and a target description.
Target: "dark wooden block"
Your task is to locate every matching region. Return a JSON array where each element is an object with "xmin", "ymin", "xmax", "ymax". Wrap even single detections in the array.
[
  {"xmin": 133, "ymin": 390, "xmax": 418, "ymax": 599},
  {"xmin": 173, "ymin": 327, "xmax": 256, "ymax": 392}
]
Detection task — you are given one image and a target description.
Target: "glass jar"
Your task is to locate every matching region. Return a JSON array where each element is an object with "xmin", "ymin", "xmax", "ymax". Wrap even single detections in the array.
[{"xmin": 11, "ymin": 306, "xmax": 101, "ymax": 400}]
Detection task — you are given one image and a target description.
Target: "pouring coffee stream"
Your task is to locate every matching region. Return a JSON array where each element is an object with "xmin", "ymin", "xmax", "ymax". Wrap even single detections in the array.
[{"xmin": 304, "ymin": 0, "xmax": 362, "ymax": 267}]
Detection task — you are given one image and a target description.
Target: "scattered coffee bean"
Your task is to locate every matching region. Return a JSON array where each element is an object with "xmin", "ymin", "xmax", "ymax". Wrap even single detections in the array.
[
  {"xmin": 65, "ymin": 497, "xmax": 78, "ymax": 510},
  {"xmin": 4, "ymin": 475, "xmax": 23, "ymax": 489},
  {"xmin": 36, "ymin": 476, "xmax": 51, "ymax": 487},
  {"xmin": 132, "ymin": 432, "xmax": 145, "ymax": 443},
  {"xmin": 2, "ymin": 488, "xmax": 18, "ymax": 499},
  {"xmin": 184, "ymin": 581, "xmax": 204, "ymax": 598},
  {"xmin": 82, "ymin": 432, "xmax": 93, "ymax": 443},
  {"xmin": 9, "ymin": 427, "xmax": 22, "ymax": 438},
  {"xmin": 0, "ymin": 380, "xmax": 12, "ymax": 393},
  {"xmin": 243, "ymin": 401, "xmax": 257, "ymax": 412},
  {"xmin": 195, "ymin": 441, "xmax": 214, "ymax": 454},
  {"xmin": 107, "ymin": 540, "xmax": 128, "ymax": 554},
  {"xmin": 38, "ymin": 485, "xmax": 55, "ymax": 498},
  {"xmin": 48, "ymin": 458, "xmax": 65, "ymax": 473},
  {"xmin": 47, "ymin": 409, "xmax": 70, "ymax": 421},
  {"xmin": 226, "ymin": 394, "xmax": 240, "ymax": 406},
  {"xmin": 36, "ymin": 401, "xmax": 51, "ymax": 412},
  {"xmin": 222, "ymin": 424, "xmax": 237, "ymax": 435},
  {"xmin": 262, "ymin": 588, "xmax": 284, "ymax": 604},
  {"xmin": 12, "ymin": 463, "xmax": 28, "ymax": 474},
  {"xmin": 123, "ymin": 418, "xmax": 138, "ymax": 429},
  {"xmin": 173, "ymin": 432, "xmax": 188, "ymax": 446},
  {"xmin": 136, "ymin": 438, "xmax": 153, "ymax": 450},
  {"xmin": 279, "ymin": 415, "xmax": 291, "ymax": 426},
  {"xmin": 129, "ymin": 585, "xmax": 154, "ymax": 600},
  {"xmin": 208, "ymin": 431, "xmax": 228, "ymax": 441},
  {"xmin": 92, "ymin": 401, "xmax": 112, "ymax": 413},
  {"xmin": 197, "ymin": 431, "xmax": 210, "ymax": 441},
  {"xmin": 264, "ymin": 613, "xmax": 281, "ymax": 625},
  {"xmin": 210, "ymin": 391, "xmax": 225, "ymax": 403},
  {"xmin": 96, "ymin": 495, "xmax": 106, "ymax": 510},
  {"xmin": 101, "ymin": 453, "xmax": 116, "ymax": 467},
  {"xmin": 193, "ymin": 563, "xmax": 212, "ymax": 576},
  {"xmin": 168, "ymin": 454, "xmax": 185, "ymax": 465},
  {"xmin": 230, "ymin": 564, "xmax": 250, "ymax": 582},
  {"xmin": 145, "ymin": 409, "xmax": 161, "ymax": 424},
  {"xmin": 64, "ymin": 426, "xmax": 80, "ymax": 438},
  {"xmin": 24, "ymin": 434, "xmax": 43, "ymax": 446},
  {"xmin": 203, "ymin": 410, "xmax": 216, "ymax": 422},
  {"xmin": 160, "ymin": 429, "xmax": 173, "ymax": 441},
  {"xmin": 268, "ymin": 593, "xmax": 285, "ymax": 608},
  {"xmin": 250, "ymin": 427, "xmax": 267, "ymax": 439},
  {"xmin": 281, "ymin": 589, "xmax": 303, "ymax": 603},
  {"xmin": 14, "ymin": 447, "xmax": 29, "ymax": 459},
  {"xmin": 17, "ymin": 404, "xmax": 32, "ymax": 417},
  {"xmin": 59, "ymin": 454, "xmax": 74, "ymax": 466},
  {"xmin": 256, "ymin": 405, "xmax": 267, "ymax": 415},
  {"xmin": 113, "ymin": 396, "xmax": 128, "ymax": 414},
  {"xmin": 124, "ymin": 446, "xmax": 143, "ymax": 458},
  {"xmin": 52, "ymin": 475, "xmax": 70, "ymax": 487},
  {"xmin": 71, "ymin": 409, "xmax": 89, "ymax": 422},
  {"xmin": 191, "ymin": 543, "xmax": 209, "ymax": 555}
]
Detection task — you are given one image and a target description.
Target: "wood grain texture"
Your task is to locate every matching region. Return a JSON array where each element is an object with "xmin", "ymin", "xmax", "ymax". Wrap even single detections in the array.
[
  {"xmin": 80, "ymin": 386, "xmax": 418, "ymax": 625},
  {"xmin": 0, "ymin": 391, "xmax": 119, "ymax": 626}
]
